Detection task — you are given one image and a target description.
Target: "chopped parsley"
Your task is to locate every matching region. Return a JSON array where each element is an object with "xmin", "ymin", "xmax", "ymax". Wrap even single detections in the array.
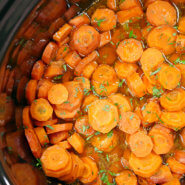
[
  {"xmin": 150, "ymin": 67, "xmax": 161, "ymax": 76},
  {"xmin": 45, "ymin": 125, "xmax": 54, "ymax": 130},
  {"xmin": 129, "ymin": 30, "xmax": 137, "ymax": 39},
  {"xmin": 94, "ymin": 18, "xmax": 106, "ymax": 27},
  {"xmin": 107, "ymin": 130, "xmax": 113, "ymax": 138},
  {"xmin": 119, "ymin": 79, "xmax": 125, "ymax": 87}
]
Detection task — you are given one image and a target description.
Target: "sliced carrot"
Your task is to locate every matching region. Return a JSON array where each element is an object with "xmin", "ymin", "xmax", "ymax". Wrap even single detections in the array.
[
  {"xmin": 178, "ymin": 16, "xmax": 185, "ymax": 34},
  {"xmin": 79, "ymin": 157, "xmax": 98, "ymax": 184},
  {"xmin": 30, "ymin": 98, "xmax": 53, "ymax": 121},
  {"xmin": 34, "ymin": 127, "xmax": 49, "ymax": 147},
  {"xmin": 44, "ymin": 60, "xmax": 65, "ymax": 78},
  {"xmin": 149, "ymin": 124, "xmax": 174, "ymax": 154},
  {"xmin": 34, "ymin": 118, "xmax": 58, "ymax": 127},
  {"xmin": 117, "ymin": 6, "xmax": 144, "ymax": 24},
  {"xmin": 180, "ymin": 128, "xmax": 185, "ymax": 147},
  {"xmin": 49, "ymin": 131, "xmax": 69, "ymax": 144},
  {"xmin": 176, "ymin": 34, "xmax": 185, "ymax": 53},
  {"xmin": 147, "ymin": 25, "xmax": 177, "ymax": 55},
  {"xmin": 107, "ymin": 0, "xmax": 117, "ymax": 10},
  {"xmin": 115, "ymin": 170, "xmax": 137, "ymax": 185},
  {"xmin": 91, "ymin": 8, "xmax": 116, "ymax": 31},
  {"xmin": 111, "ymin": 27, "xmax": 126, "ymax": 47},
  {"xmin": 176, "ymin": 64, "xmax": 185, "ymax": 87},
  {"xmin": 91, "ymin": 130, "xmax": 119, "ymax": 152},
  {"xmin": 174, "ymin": 150, "xmax": 185, "ymax": 164},
  {"xmin": 114, "ymin": 60, "xmax": 138, "ymax": 79},
  {"xmin": 149, "ymin": 165, "xmax": 173, "ymax": 184},
  {"xmin": 53, "ymin": 23, "xmax": 72, "ymax": 42},
  {"xmin": 62, "ymin": 70, "xmax": 73, "ymax": 83},
  {"xmin": 31, "ymin": 60, "xmax": 45, "ymax": 80},
  {"xmin": 64, "ymin": 4, "xmax": 79, "ymax": 21},
  {"xmin": 120, "ymin": 0, "xmax": 141, "ymax": 10},
  {"xmin": 72, "ymin": 25, "xmax": 100, "ymax": 55},
  {"xmin": 64, "ymin": 51, "xmax": 81, "ymax": 69},
  {"xmin": 158, "ymin": 64, "xmax": 181, "ymax": 90},
  {"xmin": 42, "ymin": 42, "xmax": 58, "ymax": 64},
  {"xmin": 57, "ymin": 140, "xmax": 72, "ymax": 150},
  {"xmin": 74, "ymin": 77, "xmax": 91, "ymax": 92},
  {"xmin": 127, "ymin": 72, "xmax": 147, "ymax": 97},
  {"xmin": 116, "ymin": 39, "xmax": 143, "ymax": 63},
  {"xmin": 37, "ymin": 79, "xmax": 53, "ymax": 99},
  {"xmin": 25, "ymin": 80, "xmax": 37, "ymax": 104},
  {"xmin": 56, "ymin": 45, "xmax": 70, "ymax": 60},
  {"xmin": 97, "ymin": 44, "xmax": 117, "ymax": 65},
  {"xmin": 58, "ymin": 36, "xmax": 70, "ymax": 46},
  {"xmin": 67, "ymin": 133, "xmax": 85, "ymax": 154},
  {"xmin": 99, "ymin": 31, "xmax": 111, "ymax": 48},
  {"xmin": 69, "ymin": 13, "xmax": 90, "ymax": 27},
  {"xmin": 75, "ymin": 115, "xmax": 95, "ymax": 136},
  {"xmin": 167, "ymin": 157, "xmax": 185, "ymax": 174},
  {"xmin": 160, "ymin": 111, "xmax": 185, "ymax": 130},
  {"xmin": 25, "ymin": 128, "xmax": 42, "ymax": 158},
  {"xmin": 146, "ymin": 1, "xmax": 177, "ymax": 26},
  {"xmin": 81, "ymin": 61, "xmax": 98, "ymax": 79},
  {"xmin": 163, "ymin": 178, "xmax": 180, "ymax": 185},
  {"xmin": 141, "ymin": 25, "xmax": 153, "ymax": 40},
  {"xmin": 88, "ymin": 99, "xmax": 119, "ymax": 133},
  {"xmin": 46, "ymin": 123, "xmax": 73, "ymax": 134},
  {"xmin": 22, "ymin": 106, "xmax": 33, "ymax": 129},
  {"xmin": 82, "ymin": 94, "xmax": 99, "ymax": 112},
  {"xmin": 129, "ymin": 152, "xmax": 162, "ymax": 178}
]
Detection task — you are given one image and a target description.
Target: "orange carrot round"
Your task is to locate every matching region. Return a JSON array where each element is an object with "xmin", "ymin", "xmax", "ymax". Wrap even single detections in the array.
[
  {"xmin": 176, "ymin": 34, "xmax": 185, "ymax": 53},
  {"xmin": 34, "ymin": 127, "xmax": 49, "ymax": 147},
  {"xmin": 180, "ymin": 128, "xmax": 185, "ymax": 147},
  {"xmin": 31, "ymin": 60, "xmax": 45, "ymax": 80},
  {"xmin": 22, "ymin": 106, "xmax": 33, "ymax": 129},
  {"xmin": 49, "ymin": 131, "xmax": 69, "ymax": 144},
  {"xmin": 46, "ymin": 123, "xmax": 73, "ymax": 134},
  {"xmin": 69, "ymin": 13, "xmax": 90, "ymax": 27},
  {"xmin": 74, "ymin": 77, "xmax": 91, "ymax": 92},
  {"xmin": 178, "ymin": 16, "xmax": 185, "ymax": 34},
  {"xmin": 34, "ymin": 118, "xmax": 58, "ymax": 127},
  {"xmin": 174, "ymin": 150, "xmax": 185, "ymax": 164},
  {"xmin": 167, "ymin": 157, "xmax": 185, "ymax": 174},
  {"xmin": 25, "ymin": 80, "xmax": 37, "ymax": 104},
  {"xmin": 57, "ymin": 140, "xmax": 72, "ymax": 150},
  {"xmin": 162, "ymin": 178, "xmax": 180, "ymax": 185}
]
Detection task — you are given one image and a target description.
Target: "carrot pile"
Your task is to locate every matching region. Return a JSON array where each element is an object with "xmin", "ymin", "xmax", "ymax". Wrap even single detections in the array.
[{"xmin": 22, "ymin": 0, "xmax": 185, "ymax": 184}]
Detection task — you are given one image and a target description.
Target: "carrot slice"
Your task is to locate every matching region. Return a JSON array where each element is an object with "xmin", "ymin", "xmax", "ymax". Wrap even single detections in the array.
[
  {"xmin": 129, "ymin": 152, "xmax": 162, "ymax": 178},
  {"xmin": 115, "ymin": 170, "xmax": 137, "ymax": 185},
  {"xmin": 79, "ymin": 157, "xmax": 98, "ymax": 184},
  {"xmin": 147, "ymin": 25, "xmax": 177, "ymax": 55},
  {"xmin": 81, "ymin": 61, "xmax": 98, "ymax": 79},
  {"xmin": 42, "ymin": 42, "xmax": 58, "ymax": 64},
  {"xmin": 178, "ymin": 16, "xmax": 185, "ymax": 34},
  {"xmin": 176, "ymin": 64, "xmax": 185, "ymax": 87},
  {"xmin": 146, "ymin": 1, "xmax": 177, "ymax": 26},
  {"xmin": 174, "ymin": 150, "xmax": 185, "ymax": 164},
  {"xmin": 163, "ymin": 178, "xmax": 180, "ymax": 185},
  {"xmin": 58, "ymin": 36, "xmax": 70, "ymax": 46},
  {"xmin": 74, "ymin": 77, "xmax": 91, "ymax": 93},
  {"xmin": 48, "ymin": 84, "xmax": 68, "ymax": 105},
  {"xmin": 116, "ymin": 39, "xmax": 143, "ymax": 63},
  {"xmin": 72, "ymin": 25, "xmax": 100, "ymax": 55},
  {"xmin": 158, "ymin": 64, "xmax": 181, "ymax": 90},
  {"xmin": 99, "ymin": 31, "xmax": 111, "ymax": 48},
  {"xmin": 34, "ymin": 127, "xmax": 49, "ymax": 147},
  {"xmin": 69, "ymin": 13, "xmax": 90, "ymax": 27},
  {"xmin": 88, "ymin": 99, "xmax": 119, "ymax": 133},
  {"xmin": 75, "ymin": 115, "xmax": 95, "ymax": 136},
  {"xmin": 82, "ymin": 94, "xmax": 99, "ymax": 112},
  {"xmin": 57, "ymin": 140, "xmax": 72, "ymax": 150},
  {"xmin": 46, "ymin": 123, "xmax": 73, "ymax": 134},
  {"xmin": 67, "ymin": 133, "xmax": 85, "ymax": 154},
  {"xmin": 119, "ymin": 112, "xmax": 140, "ymax": 134},
  {"xmin": 107, "ymin": 0, "xmax": 117, "ymax": 10},
  {"xmin": 91, "ymin": 8, "xmax": 116, "ymax": 31},
  {"xmin": 119, "ymin": 0, "xmax": 141, "ymax": 10},
  {"xmin": 114, "ymin": 60, "xmax": 138, "ymax": 79},
  {"xmin": 167, "ymin": 157, "xmax": 185, "ymax": 174},
  {"xmin": 30, "ymin": 98, "xmax": 53, "ymax": 121},
  {"xmin": 31, "ymin": 60, "xmax": 45, "ymax": 80},
  {"xmin": 34, "ymin": 118, "xmax": 58, "ymax": 127},
  {"xmin": 64, "ymin": 51, "xmax": 81, "ymax": 69},
  {"xmin": 56, "ymin": 45, "xmax": 70, "ymax": 60},
  {"xmin": 176, "ymin": 34, "xmax": 185, "ymax": 53},
  {"xmin": 25, "ymin": 128, "xmax": 42, "ymax": 158},
  {"xmin": 25, "ymin": 80, "xmax": 37, "ymax": 104},
  {"xmin": 141, "ymin": 25, "xmax": 153, "ymax": 40},
  {"xmin": 129, "ymin": 131, "xmax": 153, "ymax": 157},
  {"xmin": 160, "ymin": 111, "xmax": 185, "ymax": 130},
  {"xmin": 49, "ymin": 131, "xmax": 69, "ymax": 144},
  {"xmin": 22, "ymin": 106, "xmax": 33, "ymax": 129},
  {"xmin": 180, "ymin": 128, "xmax": 185, "ymax": 147}
]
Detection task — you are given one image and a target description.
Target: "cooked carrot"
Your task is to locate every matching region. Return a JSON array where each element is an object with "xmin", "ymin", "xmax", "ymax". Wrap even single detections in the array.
[
  {"xmin": 81, "ymin": 61, "xmax": 98, "ymax": 79},
  {"xmin": 176, "ymin": 34, "xmax": 185, "ymax": 53},
  {"xmin": 178, "ymin": 16, "xmax": 185, "ymax": 34},
  {"xmin": 149, "ymin": 124, "xmax": 174, "ymax": 154},
  {"xmin": 34, "ymin": 118, "xmax": 58, "ymax": 127},
  {"xmin": 114, "ymin": 60, "xmax": 138, "ymax": 79},
  {"xmin": 53, "ymin": 23, "xmax": 72, "ymax": 42},
  {"xmin": 149, "ymin": 165, "xmax": 173, "ymax": 184},
  {"xmin": 74, "ymin": 77, "xmax": 91, "ymax": 92},
  {"xmin": 167, "ymin": 157, "xmax": 185, "ymax": 174},
  {"xmin": 82, "ymin": 94, "xmax": 99, "ymax": 112},
  {"xmin": 99, "ymin": 31, "xmax": 111, "ymax": 48},
  {"xmin": 127, "ymin": 72, "xmax": 147, "ymax": 97},
  {"xmin": 160, "ymin": 111, "xmax": 185, "ymax": 130},
  {"xmin": 62, "ymin": 70, "xmax": 73, "ymax": 83},
  {"xmin": 2, "ymin": 68, "xmax": 10, "ymax": 92},
  {"xmin": 44, "ymin": 60, "xmax": 65, "ymax": 78},
  {"xmin": 49, "ymin": 131, "xmax": 69, "ymax": 144},
  {"xmin": 79, "ymin": 157, "xmax": 98, "ymax": 184},
  {"xmin": 163, "ymin": 178, "xmax": 180, "ymax": 185},
  {"xmin": 176, "ymin": 64, "xmax": 185, "ymax": 87},
  {"xmin": 56, "ymin": 45, "xmax": 70, "ymax": 60},
  {"xmin": 31, "ymin": 60, "xmax": 45, "ymax": 80},
  {"xmin": 22, "ymin": 106, "xmax": 33, "ymax": 129},
  {"xmin": 107, "ymin": 0, "xmax": 117, "ymax": 10},
  {"xmin": 34, "ymin": 127, "xmax": 49, "ymax": 147},
  {"xmin": 115, "ymin": 170, "xmax": 137, "ymax": 185},
  {"xmin": 97, "ymin": 44, "xmax": 117, "ymax": 65},
  {"xmin": 75, "ymin": 115, "xmax": 95, "ymax": 136},
  {"xmin": 64, "ymin": 4, "xmax": 79, "ymax": 21},
  {"xmin": 42, "ymin": 42, "xmax": 58, "ymax": 64},
  {"xmin": 46, "ymin": 123, "xmax": 73, "ymax": 134},
  {"xmin": 119, "ymin": 112, "xmax": 140, "ymax": 134},
  {"xmin": 174, "ymin": 150, "xmax": 185, "ymax": 164},
  {"xmin": 116, "ymin": 39, "xmax": 143, "ymax": 63},
  {"xmin": 147, "ymin": 25, "xmax": 177, "ymax": 55},
  {"xmin": 64, "ymin": 51, "xmax": 81, "ymax": 69},
  {"xmin": 69, "ymin": 13, "xmax": 90, "ymax": 27},
  {"xmin": 158, "ymin": 64, "xmax": 181, "ymax": 90},
  {"xmin": 25, "ymin": 128, "xmax": 42, "ymax": 158},
  {"xmin": 48, "ymin": 17, "xmax": 65, "ymax": 35},
  {"xmin": 88, "ymin": 99, "xmax": 119, "ymax": 133},
  {"xmin": 72, "ymin": 25, "xmax": 100, "ymax": 55},
  {"xmin": 55, "ymin": 81, "xmax": 83, "ymax": 111},
  {"xmin": 180, "ymin": 128, "xmax": 185, "ymax": 147},
  {"xmin": 75, "ymin": 154, "xmax": 85, "ymax": 178},
  {"xmin": 58, "ymin": 36, "xmax": 70, "ymax": 46},
  {"xmin": 25, "ymin": 80, "xmax": 37, "ymax": 104},
  {"xmin": 129, "ymin": 152, "xmax": 162, "ymax": 178},
  {"xmin": 30, "ymin": 98, "xmax": 53, "ymax": 121},
  {"xmin": 48, "ymin": 84, "xmax": 68, "ymax": 105},
  {"xmin": 37, "ymin": 79, "xmax": 53, "ymax": 99},
  {"xmin": 91, "ymin": 8, "xmax": 116, "ymax": 31},
  {"xmin": 129, "ymin": 131, "xmax": 153, "ymax": 157},
  {"xmin": 67, "ymin": 133, "xmax": 85, "ymax": 154},
  {"xmin": 120, "ymin": 0, "xmax": 141, "ymax": 10},
  {"xmin": 57, "ymin": 140, "xmax": 72, "ymax": 150},
  {"xmin": 141, "ymin": 25, "xmax": 153, "ymax": 40},
  {"xmin": 111, "ymin": 27, "xmax": 126, "ymax": 46},
  {"xmin": 146, "ymin": 1, "xmax": 176, "ymax": 26},
  {"xmin": 117, "ymin": 6, "xmax": 144, "ymax": 24}
]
